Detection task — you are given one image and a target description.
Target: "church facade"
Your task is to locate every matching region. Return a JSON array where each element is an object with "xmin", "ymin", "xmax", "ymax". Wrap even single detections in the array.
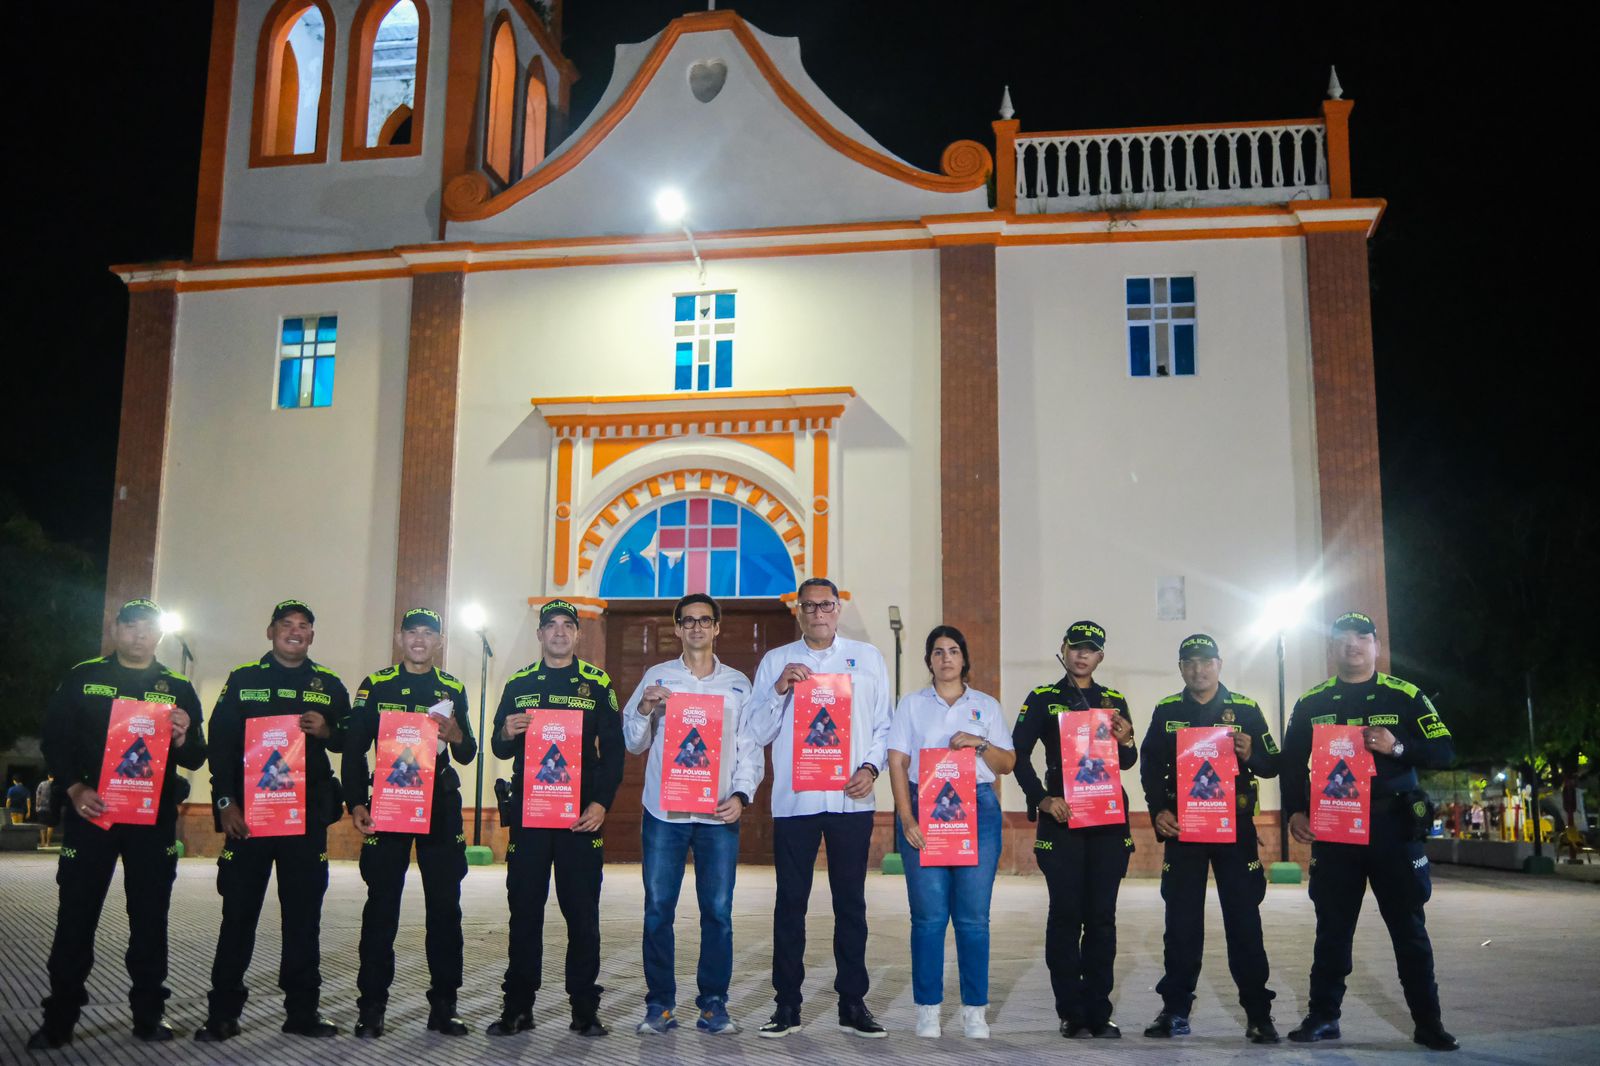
[{"xmin": 109, "ymin": 0, "xmax": 1389, "ymax": 867}]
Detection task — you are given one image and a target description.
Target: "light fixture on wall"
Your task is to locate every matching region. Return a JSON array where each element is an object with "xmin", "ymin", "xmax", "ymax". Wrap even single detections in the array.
[
  {"xmin": 160, "ymin": 611, "xmax": 195, "ymax": 675},
  {"xmin": 655, "ymin": 187, "xmax": 705, "ymax": 285}
]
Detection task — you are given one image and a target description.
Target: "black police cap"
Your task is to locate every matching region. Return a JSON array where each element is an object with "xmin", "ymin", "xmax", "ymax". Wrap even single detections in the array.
[
  {"xmin": 1179, "ymin": 633, "xmax": 1221, "ymax": 660},
  {"xmin": 402, "ymin": 608, "xmax": 442, "ymax": 632},
  {"xmin": 116, "ymin": 598, "xmax": 162, "ymax": 624},
  {"xmin": 1331, "ymin": 611, "xmax": 1377, "ymax": 637},
  {"xmin": 271, "ymin": 599, "xmax": 315, "ymax": 625},
  {"xmin": 1064, "ymin": 620, "xmax": 1107, "ymax": 650}
]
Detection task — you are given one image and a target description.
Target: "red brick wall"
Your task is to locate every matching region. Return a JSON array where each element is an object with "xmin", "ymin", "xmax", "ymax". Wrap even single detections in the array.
[
  {"xmin": 939, "ymin": 244, "xmax": 1001, "ymax": 696},
  {"xmin": 1306, "ymin": 230, "xmax": 1390, "ymax": 670},
  {"xmin": 103, "ymin": 287, "xmax": 179, "ymax": 644},
  {"xmin": 391, "ymin": 271, "xmax": 465, "ymax": 642}
]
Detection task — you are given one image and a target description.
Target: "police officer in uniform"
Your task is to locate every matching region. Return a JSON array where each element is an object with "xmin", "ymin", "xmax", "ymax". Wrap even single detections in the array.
[
  {"xmin": 1283, "ymin": 612, "xmax": 1459, "ymax": 1051},
  {"xmin": 487, "ymin": 599, "xmax": 624, "ymax": 1038},
  {"xmin": 195, "ymin": 599, "xmax": 350, "ymax": 1042},
  {"xmin": 1011, "ymin": 621, "xmax": 1137, "ymax": 1039},
  {"xmin": 28, "ymin": 598, "xmax": 206, "ymax": 1049},
  {"xmin": 344, "ymin": 608, "xmax": 477, "ymax": 1038},
  {"xmin": 1138, "ymin": 634, "xmax": 1280, "ymax": 1043}
]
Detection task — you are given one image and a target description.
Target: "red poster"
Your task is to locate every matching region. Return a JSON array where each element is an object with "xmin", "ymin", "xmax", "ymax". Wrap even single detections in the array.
[
  {"xmin": 792, "ymin": 673, "xmax": 853, "ymax": 791},
  {"xmin": 523, "ymin": 708, "xmax": 584, "ymax": 828},
  {"xmin": 244, "ymin": 714, "xmax": 306, "ymax": 837},
  {"xmin": 92, "ymin": 699, "xmax": 171, "ymax": 828},
  {"xmin": 918, "ymin": 747, "xmax": 978, "ymax": 867},
  {"xmin": 1177, "ymin": 726, "xmax": 1240, "ymax": 843},
  {"xmin": 1310, "ymin": 724, "xmax": 1377, "ymax": 844},
  {"xmin": 371, "ymin": 712, "xmax": 438, "ymax": 834},
  {"xmin": 1059, "ymin": 709, "xmax": 1126, "ymax": 827},
  {"xmin": 661, "ymin": 693, "xmax": 724, "ymax": 814}
]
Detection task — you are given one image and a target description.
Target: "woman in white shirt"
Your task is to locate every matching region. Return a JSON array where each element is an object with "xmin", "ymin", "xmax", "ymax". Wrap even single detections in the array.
[{"xmin": 887, "ymin": 626, "xmax": 1016, "ymax": 1040}]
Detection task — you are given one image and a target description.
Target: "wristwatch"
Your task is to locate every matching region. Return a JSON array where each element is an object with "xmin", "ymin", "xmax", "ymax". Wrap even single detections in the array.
[
  {"xmin": 215, "ymin": 796, "xmax": 233, "ymax": 810},
  {"xmin": 1391, "ymin": 742, "xmax": 1406, "ymax": 758},
  {"xmin": 975, "ymin": 741, "xmax": 990, "ymax": 756},
  {"xmin": 860, "ymin": 762, "xmax": 880, "ymax": 779},
  {"xmin": 732, "ymin": 791, "xmax": 751, "ymax": 807}
]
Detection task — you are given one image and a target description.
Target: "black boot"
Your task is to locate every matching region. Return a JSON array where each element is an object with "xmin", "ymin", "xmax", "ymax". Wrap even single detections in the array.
[
  {"xmin": 282, "ymin": 1013, "xmax": 339, "ymax": 1038},
  {"xmin": 354, "ymin": 1009, "xmax": 385, "ymax": 1038},
  {"xmin": 1246, "ymin": 1016, "xmax": 1281, "ymax": 1044},
  {"xmin": 569, "ymin": 1012, "xmax": 609, "ymax": 1037},
  {"xmin": 25, "ymin": 1025, "xmax": 72, "ymax": 1051},
  {"xmin": 1413, "ymin": 1021, "xmax": 1459, "ymax": 1051},
  {"xmin": 486, "ymin": 1009, "xmax": 535, "ymax": 1036},
  {"xmin": 1090, "ymin": 1020, "xmax": 1123, "ymax": 1038},
  {"xmin": 132, "ymin": 1017, "xmax": 175, "ymax": 1042},
  {"xmin": 1143, "ymin": 1011, "xmax": 1191, "ymax": 1038},
  {"xmin": 427, "ymin": 1009, "xmax": 469, "ymax": 1036},
  {"xmin": 193, "ymin": 1017, "xmax": 240, "ymax": 1042},
  {"xmin": 1288, "ymin": 1014, "xmax": 1341, "ymax": 1043}
]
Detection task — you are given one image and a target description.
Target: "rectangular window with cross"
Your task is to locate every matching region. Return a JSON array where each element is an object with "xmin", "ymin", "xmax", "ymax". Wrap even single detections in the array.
[
  {"xmin": 277, "ymin": 314, "xmax": 338, "ymax": 408},
  {"xmin": 673, "ymin": 290, "xmax": 735, "ymax": 391},
  {"xmin": 1126, "ymin": 276, "xmax": 1195, "ymax": 377}
]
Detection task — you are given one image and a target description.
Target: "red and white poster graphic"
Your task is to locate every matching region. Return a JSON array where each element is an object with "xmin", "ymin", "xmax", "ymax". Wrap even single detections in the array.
[
  {"xmin": 918, "ymin": 747, "xmax": 978, "ymax": 867},
  {"xmin": 522, "ymin": 708, "xmax": 584, "ymax": 828},
  {"xmin": 371, "ymin": 712, "xmax": 438, "ymax": 833},
  {"xmin": 792, "ymin": 673, "xmax": 853, "ymax": 791},
  {"xmin": 1059, "ymin": 709, "xmax": 1126, "ymax": 827},
  {"xmin": 244, "ymin": 714, "xmax": 306, "ymax": 836},
  {"xmin": 1177, "ymin": 725, "xmax": 1239, "ymax": 843},
  {"xmin": 1310, "ymin": 723, "xmax": 1377, "ymax": 844},
  {"xmin": 91, "ymin": 699, "xmax": 171, "ymax": 829},
  {"xmin": 661, "ymin": 693, "xmax": 724, "ymax": 814}
]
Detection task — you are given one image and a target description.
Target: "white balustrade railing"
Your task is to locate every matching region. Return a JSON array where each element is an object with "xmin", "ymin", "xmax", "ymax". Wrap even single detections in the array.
[{"xmin": 1014, "ymin": 121, "xmax": 1328, "ymax": 212}]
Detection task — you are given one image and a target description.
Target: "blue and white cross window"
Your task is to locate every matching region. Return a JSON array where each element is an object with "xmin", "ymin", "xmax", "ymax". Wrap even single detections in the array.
[
  {"xmin": 673, "ymin": 291, "xmax": 735, "ymax": 391},
  {"xmin": 1126, "ymin": 276, "xmax": 1195, "ymax": 377},
  {"xmin": 277, "ymin": 314, "xmax": 338, "ymax": 408}
]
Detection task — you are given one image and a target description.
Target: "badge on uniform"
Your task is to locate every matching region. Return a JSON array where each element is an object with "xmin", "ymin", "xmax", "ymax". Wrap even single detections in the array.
[
  {"xmin": 154, "ymin": 679, "xmax": 170, "ymax": 693},
  {"xmin": 577, "ymin": 682, "xmax": 592, "ymax": 698},
  {"xmin": 1221, "ymin": 707, "xmax": 1236, "ymax": 724},
  {"xmin": 846, "ymin": 658, "xmax": 856, "ymax": 668},
  {"xmin": 308, "ymin": 675, "xmax": 325, "ymax": 692}
]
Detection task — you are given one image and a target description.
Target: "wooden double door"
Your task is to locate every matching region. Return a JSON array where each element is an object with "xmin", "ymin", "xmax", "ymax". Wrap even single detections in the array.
[{"xmin": 602, "ymin": 599, "xmax": 797, "ymax": 864}]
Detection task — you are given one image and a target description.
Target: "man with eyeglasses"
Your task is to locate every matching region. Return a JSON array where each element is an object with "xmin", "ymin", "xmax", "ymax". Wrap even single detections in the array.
[
  {"xmin": 622, "ymin": 594, "xmax": 765, "ymax": 1036},
  {"xmin": 748, "ymin": 578, "xmax": 893, "ymax": 1039}
]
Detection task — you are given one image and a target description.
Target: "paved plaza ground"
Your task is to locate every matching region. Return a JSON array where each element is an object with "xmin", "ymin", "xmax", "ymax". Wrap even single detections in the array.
[{"xmin": 1, "ymin": 851, "xmax": 1595, "ymax": 1065}]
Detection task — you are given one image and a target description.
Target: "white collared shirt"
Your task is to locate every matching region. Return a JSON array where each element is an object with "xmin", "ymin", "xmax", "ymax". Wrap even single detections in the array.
[
  {"xmin": 887, "ymin": 685, "xmax": 1014, "ymax": 785},
  {"xmin": 747, "ymin": 635, "xmax": 893, "ymax": 818},
  {"xmin": 621, "ymin": 655, "xmax": 763, "ymax": 824}
]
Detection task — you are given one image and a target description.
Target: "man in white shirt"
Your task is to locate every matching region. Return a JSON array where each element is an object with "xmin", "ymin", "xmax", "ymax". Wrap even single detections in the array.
[
  {"xmin": 748, "ymin": 578, "xmax": 893, "ymax": 1039},
  {"xmin": 621, "ymin": 594, "xmax": 763, "ymax": 1037}
]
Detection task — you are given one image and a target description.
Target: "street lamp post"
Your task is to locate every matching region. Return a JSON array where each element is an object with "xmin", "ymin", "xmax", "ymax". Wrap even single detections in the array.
[
  {"xmin": 159, "ymin": 612, "xmax": 194, "ymax": 676},
  {"xmin": 884, "ymin": 606, "xmax": 904, "ymax": 873},
  {"xmin": 461, "ymin": 605, "xmax": 494, "ymax": 864},
  {"xmin": 655, "ymin": 188, "xmax": 705, "ymax": 284},
  {"xmin": 1257, "ymin": 584, "xmax": 1318, "ymax": 884}
]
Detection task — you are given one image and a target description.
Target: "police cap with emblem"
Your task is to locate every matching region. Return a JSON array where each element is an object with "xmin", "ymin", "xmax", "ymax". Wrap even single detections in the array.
[
  {"xmin": 116, "ymin": 598, "xmax": 162, "ymax": 624},
  {"xmin": 539, "ymin": 599, "xmax": 581, "ymax": 628},
  {"xmin": 271, "ymin": 598, "xmax": 315, "ymax": 624},
  {"xmin": 402, "ymin": 607, "xmax": 442, "ymax": 632},
  {"xmin": 1064, "ymin": 620, "xmax": 1107, "ymax": 650},
  {"xmin": 1178, "ymin": 633, "xmax": 1221, "ymax": 660},
  {"xmin": 1330, "ymin": 611, "xmax": 1377, "ymax": 636}
]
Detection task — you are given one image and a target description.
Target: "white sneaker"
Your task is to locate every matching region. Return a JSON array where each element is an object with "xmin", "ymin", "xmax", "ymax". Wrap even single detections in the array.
[
  {"xmin": 961, "ymin": 1004, "xmax": 990, "ymax": 1039},
  {"xmin": 916, "ymin": 1004, "xmax": 941, "ymax": 1038}
]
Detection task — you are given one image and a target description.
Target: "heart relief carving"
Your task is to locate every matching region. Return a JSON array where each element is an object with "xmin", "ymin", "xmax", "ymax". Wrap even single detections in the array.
[{"xmin": 688, "ymin": 59, "xmax": 728, "ymax": 103}]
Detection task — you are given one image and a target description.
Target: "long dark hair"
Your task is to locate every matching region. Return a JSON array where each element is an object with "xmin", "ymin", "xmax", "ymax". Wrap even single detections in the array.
[{"xmin": 924, "ymin": 625, "xmax": 972, "ymax": 682}]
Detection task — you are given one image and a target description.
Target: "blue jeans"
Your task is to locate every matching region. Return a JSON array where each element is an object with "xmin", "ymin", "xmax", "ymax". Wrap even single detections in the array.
[
  {"xmin": 897, "ymin": 783, "xmax": 1002, "ymax": 1005},
  {"xmin": 641, "ymin": 811, "xmax": 740, "ymax": 1011}
]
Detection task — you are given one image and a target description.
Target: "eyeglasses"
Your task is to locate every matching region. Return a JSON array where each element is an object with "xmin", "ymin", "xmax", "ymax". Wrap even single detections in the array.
[
  {"xmin": 798, "ymin": 600, "xmax": 840, "ymax": 615},
  {"xmin": 676, "ymin": 615, "xmax": 717, "ymax": 630}
]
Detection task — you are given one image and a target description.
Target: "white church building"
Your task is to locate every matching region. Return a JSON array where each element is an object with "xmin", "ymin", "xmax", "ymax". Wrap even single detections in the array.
[{"xmin": 108, "ymin": 0, "xmax": 1390, "ymax": 869}]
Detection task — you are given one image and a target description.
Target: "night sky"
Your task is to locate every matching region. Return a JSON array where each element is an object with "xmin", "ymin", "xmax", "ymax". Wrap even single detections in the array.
[{"xmin": 4, "ymin": 3, "xmax": 1584, "ymax": 719}]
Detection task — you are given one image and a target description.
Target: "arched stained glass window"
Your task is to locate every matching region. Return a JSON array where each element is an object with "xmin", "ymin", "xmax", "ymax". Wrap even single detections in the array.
[{"xmin": 600, "ymin": 498, "xmax": 794, "ymax": 599}]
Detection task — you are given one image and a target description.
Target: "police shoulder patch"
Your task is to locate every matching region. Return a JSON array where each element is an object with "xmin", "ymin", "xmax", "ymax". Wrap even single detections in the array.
[
  {"xmin": 1299, "ymin": 677, "xmax": 1338, "ymax": 701},
  {"xmin": 312, "ymin": 663, "xmax": 342, "ymax": 680},
  {"xmin": 1227, "ymin": 693, "xmax": 1259, "ymax": 708},
  {"xmin": 507, "ymin": 662, "xmax": 542, "ymax": 683},
  {"xmin": 577, "ymin": 660, "xmax": 612, "ymax": 686},
  {"xmin": 435, "ymin": 668, "xmax": 465, "ymax": 692},
  {"xmin": 72, "ymin": 656, "xmax": 110, "ymax": 669},
  {"xmin": 233, "ymin": 659, "xmax": 268, "ymax": 673},
  {"xmin": 369, "ymin": 665, "xmax": 400, "ymax": 684},
  {"xmin": 1376, "ymin": 673, "xmax": 1421, "ymax": 699},
  {"xmin": 161, "ymin": 666, "xmax": 191, "ymax": 683},
  {"xmin": 1263, "ymin": 733, "xmax": 1280, "ymax": 755},
  {"xmin": 1032, "ymin": 684, "xmax": 1059, "ymax": 696},
  {"xmin": 1417, "ymin": 711, "xmax": 1451, "ymax": 740},
  {"xmin": 1156, "ymin": 693, "xmax": 1184, "ymax": 707},
  {"xmin": 1102, "ymin": 688, "xmax": 1125, "ymax": 700}
]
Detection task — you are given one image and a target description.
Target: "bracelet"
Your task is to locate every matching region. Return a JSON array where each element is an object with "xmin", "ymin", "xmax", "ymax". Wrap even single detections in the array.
[{"xmin": 860, "ymin": 762, "xmax": 880, "ymax": 779}]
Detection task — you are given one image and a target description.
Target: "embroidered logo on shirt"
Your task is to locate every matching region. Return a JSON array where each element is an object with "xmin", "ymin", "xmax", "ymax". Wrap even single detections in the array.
[
  {"xmin": 83, "ymin": 683, "xmax": 117, "ymax": 697},
  {"xmin": 241, "ymin": 689, "xmax": 270, "ymax": 702}
]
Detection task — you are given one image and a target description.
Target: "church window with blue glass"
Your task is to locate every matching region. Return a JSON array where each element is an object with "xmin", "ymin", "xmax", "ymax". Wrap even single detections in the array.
[
  {"xmin": 599, "ymin": 496, "xmax": 793, "ymax": 598},
  {"xmin": 673, "ymin": 291, "xmax": 735, "ymax": 391},
  {"xmin": 277, "ymin": 314, "xmax": 338, "ymax": 408},
  {"xmin": 1126, "ymin": 276, "xmax": 1195, "ymax": 377}
]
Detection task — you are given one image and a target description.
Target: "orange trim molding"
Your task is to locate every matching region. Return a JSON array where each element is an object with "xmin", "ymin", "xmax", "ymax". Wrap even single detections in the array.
[
  {"xmin": 508, "ymin": 0, "xmax": 578, "ymax": 82},
  {"xmin": 437, "ymin": 0, "xmax": 484, "ymax": 235},
  {"xmin": 1322, "ymin": 98, "xmax": 1354, "ymax": 200},
  {"xmin": 193, "ymin": 0, "xmax": 239, "ymax": 263},
  {"xmin": 342, "ymin": 0, "xmax": 432, "ymax": 161},
  {"xmin": 811, "ymin": 430, "xmax": 830, "ymax": 579},
  {"xmin": 553, "ymin": 438, "xmax": 574, "ymax": 586},
  {"xmin": 446, "ymin": 9, "xmax": 989, "ymax": 221},
  {"xmin": 249, "ymin": 0, "xmax": 337, "ymax": 168}
]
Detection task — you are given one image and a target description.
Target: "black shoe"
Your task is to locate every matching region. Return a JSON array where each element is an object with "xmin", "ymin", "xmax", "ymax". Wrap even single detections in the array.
[
  {"xmin": 1413, "ymin": 1022, "xmax": 1459, "ymax": 1051},
  {"xmin": 427, "ymin": 1011, "xmax": 469, "ymax": 1036},
  {"xmin": 1143, "ymin": 1011, "xmax": 1191, "ymax": 1038},
  {"xmin": 354, "ymin": 1010, "xmax": 385, "ymax": 1039},
  {"xmin": 1288, "ymin": 1015, "xmax": 1341, "ymax": 1043},
  {"xmin": 569, "ymin": 1015, "xmax": 609, "ymax": 1037},
  {"xmin": 1091, "ymin": 1020, "xmax": 1123, "ymax": 1039},
  {"xmin": 282, "ymin": 1014, "xmax": 339, "ymax": 1038},
  {"xmin": 1061, "ymin": 1019, "xmax": 1090, "ymax": 1038},
  {"xmin": 132, "ymin": 1018, "xmax": 175, "ymax": 1042},
  {"xmin": 25, "ymin": 1026, "xmax": 72, "ymax": 1050},
  {"xmin": 486, "ymin": 1010, "xmax": 535, "ymax": 1036},
  {"xmin": 838, "ymin": 1003, "xmax": 888, "ymax": 1038},
  {"xmin": 757, "ymin": 1005, "xmax": 803, "ymax": 1039},
  {"xmin": 193, "ymin": 1017, "xmax": 240, "ymax": 1043},
  {"xmin": 1247, "ymin": 1018, "xmax": 1281, "ymax": 1044}
]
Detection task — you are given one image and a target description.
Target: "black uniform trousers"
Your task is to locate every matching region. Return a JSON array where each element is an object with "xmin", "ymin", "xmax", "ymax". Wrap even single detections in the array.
[
  {"xmin": 1307, "ymin": 809, "xmax": 1438, "ymax": 1023},
  {"xmin": 41, "ymin": 815, "xmax": 179, "ymax": 1031},
  {"xmin": 1034, "ymin": 826, "xmax": 1130, "ymax": 1026},
  {"xmin": 206, "ymin": 824, "xmax": 330, "ymax": 1022},
  {"xmin": 356, "ymin": 801, "xmax": 468, "ymax": 1013},
  {"xmin": 771, "ymin": 810, "xmax": 874, "ymax": 1010},
  {"xmin": 501, "ymin": 823, "xmax": 605, "ymax": 1016},
  {"xmin": 1156, "ymin": 828, "xmax": 1275, "ymax": 1020}
]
